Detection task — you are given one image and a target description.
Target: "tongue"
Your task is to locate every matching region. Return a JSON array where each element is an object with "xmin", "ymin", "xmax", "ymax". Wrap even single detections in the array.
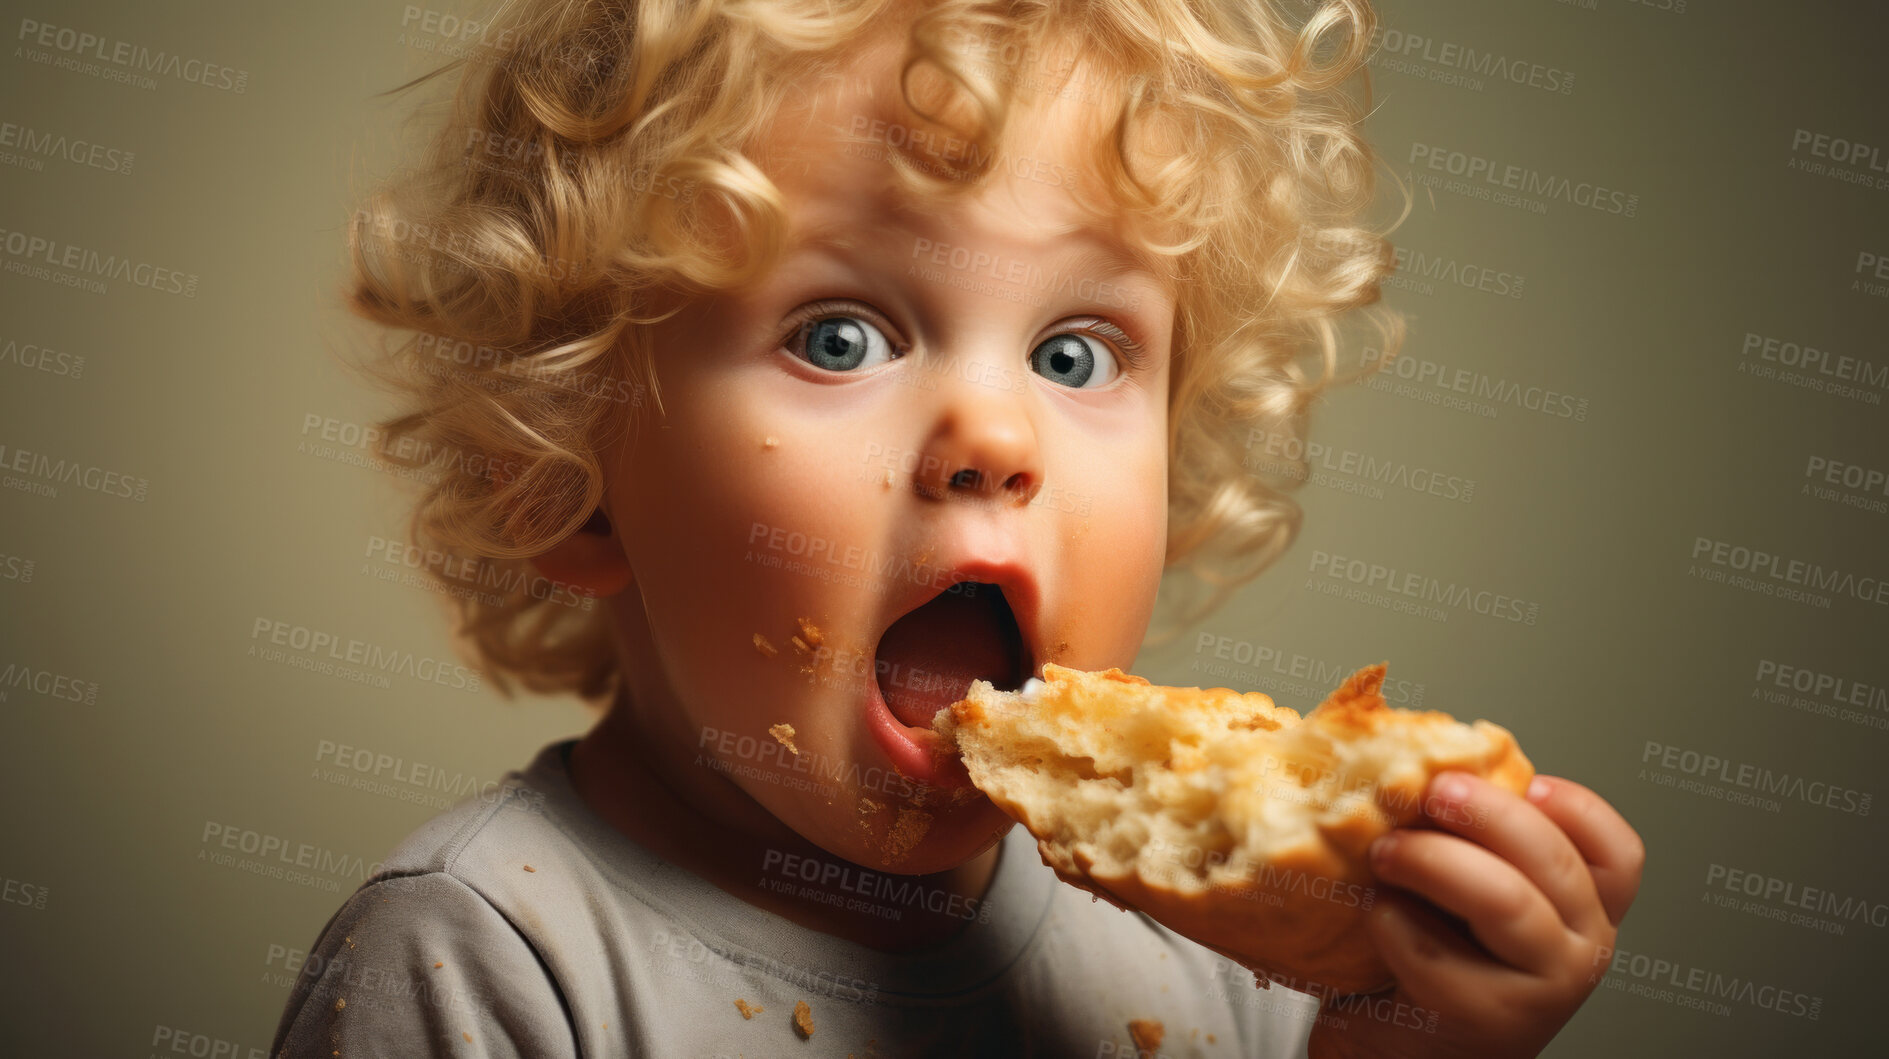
[{"xmin": 876, "ymin": 584, "xmax": 1023, "ymax": 730}]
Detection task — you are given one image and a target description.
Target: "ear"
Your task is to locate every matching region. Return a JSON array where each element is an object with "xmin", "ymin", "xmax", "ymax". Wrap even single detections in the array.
[{"xmin": 529, "ymin": 507, "xmax": 634, "ymax": 599}]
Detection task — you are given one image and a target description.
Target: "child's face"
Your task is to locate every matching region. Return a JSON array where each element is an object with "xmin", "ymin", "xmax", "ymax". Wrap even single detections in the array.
[{"xmin": 595, "ymin": 39, "xmax": 1176, "ymax": 874}]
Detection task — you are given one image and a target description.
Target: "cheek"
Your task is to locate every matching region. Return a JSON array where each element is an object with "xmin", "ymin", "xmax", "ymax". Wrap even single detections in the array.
[
  {"xmin": 1052, "ymin": 424, "xmax": 1168, "ymax": 657},
  {"xmin": 608, "ymin": 375, "xmax": 894, "ymax": 708}
]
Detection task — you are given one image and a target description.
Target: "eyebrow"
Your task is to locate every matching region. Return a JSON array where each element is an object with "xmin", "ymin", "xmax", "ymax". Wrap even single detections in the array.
[
  {"xmin": 1062, "ymin": 240, "xmax": 1167, "ymax": 290},
  {"xmin": 783, "ymin": 217, "xmax": 1168, "ymax": 294}
]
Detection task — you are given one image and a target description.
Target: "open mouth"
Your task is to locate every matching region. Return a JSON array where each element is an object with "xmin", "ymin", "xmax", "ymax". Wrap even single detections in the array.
[{"xmin": 874, "ymin": 581, "xmax": 1027, "ymax": 731}]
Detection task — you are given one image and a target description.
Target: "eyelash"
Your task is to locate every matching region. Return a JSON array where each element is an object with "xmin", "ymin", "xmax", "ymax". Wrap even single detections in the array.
[{"xmin": 779, "ymin": 298, "xmax": 1148, "ymax": 370}]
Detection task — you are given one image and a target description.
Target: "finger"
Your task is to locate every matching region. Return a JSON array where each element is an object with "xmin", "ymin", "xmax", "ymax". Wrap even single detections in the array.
[
  {"xmin": 1364, "ymin": 891, "xmax": 1523, "ymax": 1016},
  {"xmin": 1370, "ymin": 829, "xmax": 1567, "ymax": 974},
  {"xmin": 1421, "ymin": 771, "xmax": 1609, "ymax": 937},
  {"xmin": 1523, "ymin": 775, "xmax": 1646, "ymax": 928}
]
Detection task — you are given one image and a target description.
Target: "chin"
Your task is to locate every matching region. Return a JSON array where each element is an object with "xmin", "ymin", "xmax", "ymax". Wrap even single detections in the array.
[
  {"xmin": 874, "ymin": 799, "xmax": 1015, "ymax": 877},
  {"xmin": 790, "ymin": 789, "xmax": 1016, "ymax": 878}
]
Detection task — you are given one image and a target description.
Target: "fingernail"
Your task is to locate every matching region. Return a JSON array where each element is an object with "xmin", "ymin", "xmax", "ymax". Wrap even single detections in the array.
[
  {"xmin": 1370, "ymin": 832, "xmax": 1398, "ymax": 864},
  {"xmin": 1433, "ymin": 772, "xmax": 1469, "ymax": 805},
  {"xmin": 1527, "ymin": 776, "xmax": 1550, "ymax": 803}
]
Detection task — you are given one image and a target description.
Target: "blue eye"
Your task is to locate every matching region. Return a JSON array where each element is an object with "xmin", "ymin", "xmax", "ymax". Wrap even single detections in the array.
[
  {"xmin": 1030, "ymin": 333, "xmax": 1120, "ymax": 389},
  {"xmin": 791, "ymin": 314, "xmax": 898, "ymax": 372}
]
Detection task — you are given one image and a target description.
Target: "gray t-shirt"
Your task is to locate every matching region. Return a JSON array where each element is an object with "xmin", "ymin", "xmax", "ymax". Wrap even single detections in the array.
[{"xmin": 270, "ymin": 740, "xmax": 1320, "ymax": 1057}]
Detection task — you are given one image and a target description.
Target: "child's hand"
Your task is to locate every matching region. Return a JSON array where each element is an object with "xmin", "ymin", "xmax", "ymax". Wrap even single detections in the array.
[{"xmin": 1308, "ymin": 772, "xmax": 1645, "ymax": 1059}]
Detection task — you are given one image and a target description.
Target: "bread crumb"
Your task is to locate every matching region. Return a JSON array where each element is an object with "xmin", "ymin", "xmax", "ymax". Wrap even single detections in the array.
[
  {"xmin": 881, "ymin": 807, "xmax": 932, "ymax": 864},
  {"xmin": 769, "ymin": 723, "xmax": 800, "ymax": 755},
  {"xmin": 433, "ymin": 961, "xmax": 443, "ymax": 969},
  {"xmin": 462, "ymin": 1032, "xmax": 473, "ymax": 1043},
  {"xmin": 883, "ymin": 468, "xmax": 894, "ymax": 488},
  {"xmin": 792, "ymin": 1000, "xmax": 815, "ymax": 1038},
  {"xmin": 753, "ymin": 633, "xmax": 778, "ymax": 658},
  {"xmin": 1207, "ymin": 1032, "xmax": 1216, "ymax": 1044},
  {"xmin": 1128, "ymin": 1018, "xmax": 1163, "ymax": 1054},
  {"xmin": 523, "ymin": 864, "xmax": 535, "ymax": 873},
  {"xmin": 856, "ymin": 794, "xmax": 883, "ymax": 834},
  {"xmin": 790, "ymin": 635, "xmax": 811, "ymax": 655},
  {"xmin": 734, "ymin": 998, "xmax": 763, "ymax": 1019},
  {"xmin": 762, "ymin": 436, "xmax": 780, "ymax": 449},
  {"xmin": 333, "ymin": 998, "xmax": 346, "ymax": 1011},
  {"xmin": 343, "ymin": 936, "xmax": 354, "ymax": 950},
  {"xmin": 795, "ymin": 617, "xmax": 824, "ymax": 647}
]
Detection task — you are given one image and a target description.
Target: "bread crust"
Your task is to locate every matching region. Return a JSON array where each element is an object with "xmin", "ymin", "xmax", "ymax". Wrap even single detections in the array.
[{"xmin": 938, "ymin": 662, "xmax": 1534, "ymax": 996}]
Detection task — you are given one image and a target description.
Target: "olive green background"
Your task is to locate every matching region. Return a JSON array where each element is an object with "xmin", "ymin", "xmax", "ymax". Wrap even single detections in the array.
[{"xmin": 1, "ymin": 0, "xmax": 1883, "ymax": 1054}]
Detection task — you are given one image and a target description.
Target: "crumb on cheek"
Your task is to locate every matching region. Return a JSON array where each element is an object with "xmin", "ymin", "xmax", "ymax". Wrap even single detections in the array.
[
  {"xmin": 796, "ymin": 617, "xmax": 825, "ymax": 647},
  {"xmin": 769, "ymin": 722, "xmax": 799, "ymax": 755}
]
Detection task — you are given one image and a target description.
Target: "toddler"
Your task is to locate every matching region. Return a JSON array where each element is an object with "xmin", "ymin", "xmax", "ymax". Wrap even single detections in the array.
[{"xmin": 274, "ymin": 0, "xmax": 1643, "ymax": 1055}]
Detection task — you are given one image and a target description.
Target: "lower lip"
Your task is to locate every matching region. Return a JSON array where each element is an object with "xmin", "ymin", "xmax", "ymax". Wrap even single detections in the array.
[{"xmin": 864, "ymin": 675, "xmax": 977, "ymax": 791}]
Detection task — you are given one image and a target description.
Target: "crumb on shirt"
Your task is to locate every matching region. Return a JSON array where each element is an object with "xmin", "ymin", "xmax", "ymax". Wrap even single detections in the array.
[
  {"xmin": 734, "ymin": 998, "xmax": 763, "ymax": 1020},
  {"xmin": 433, "ymin": 961, "xmax": 443, "ymax": 969},
  {"xmin": 1128, "ymin": 1018, "xmax": 1164, "ymax": 1054},
  {"xmin": 762, "ymin": 436, "xmax": 779, "ymax": 449},
  {"xmin": 792, "ymin": 1000, "xmax": 815, "ymax": 1038},
  {"xmin": 343, "ymin": 936, "xmax": 354, "ymax": 950},
  {"xmin": 333, "ymin": 998, "xmax": 345, "ymax": 1011},
  {"xmin": 880, "ymin": 808, "xmax": 932, "ymax": 864},
  {"xmin": 462, "ymin": 1031, "xmax": 473, "ymax": 1043},
  {"xmin": 769, "ymin": 723, "xmax": 799, "ymax": 755},
  {"xmin": 753, "ymin": 633, "xmax": 778, "ymax": 658},
  {"xmin": 1207, "ymin": 1032, "xmax": 1216, "ymax": 1044},
  {"xmin": 523, "ymin": 864, "xmax": 536, "ymax": 873},
  {"xmin": 790, "ymin": 635, "xmax": 812, "ymax": 654}
]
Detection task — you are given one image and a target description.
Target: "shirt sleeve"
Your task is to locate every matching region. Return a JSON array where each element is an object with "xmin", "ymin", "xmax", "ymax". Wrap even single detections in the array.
[{"xmin": 270, "ymin": 871, "xmax": 578, "ymax": 1059}]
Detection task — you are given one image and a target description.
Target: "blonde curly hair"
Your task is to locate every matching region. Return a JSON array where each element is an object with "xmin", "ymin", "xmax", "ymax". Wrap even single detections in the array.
[{"xmin": 347, "ymin": 0, "xmax": 1406, "ymax": 702}]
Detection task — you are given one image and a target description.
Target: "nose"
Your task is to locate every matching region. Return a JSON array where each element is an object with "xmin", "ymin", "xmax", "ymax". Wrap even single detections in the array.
[{"xmin": 909, "ymin": 366, "xmax": 1044, "ymax": 507}]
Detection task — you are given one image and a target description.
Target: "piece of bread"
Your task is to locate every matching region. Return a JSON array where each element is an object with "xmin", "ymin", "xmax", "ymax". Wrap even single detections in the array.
[{"xmin": 933, "ymin": 661, "xmax": 1533, "ymax": 996}]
